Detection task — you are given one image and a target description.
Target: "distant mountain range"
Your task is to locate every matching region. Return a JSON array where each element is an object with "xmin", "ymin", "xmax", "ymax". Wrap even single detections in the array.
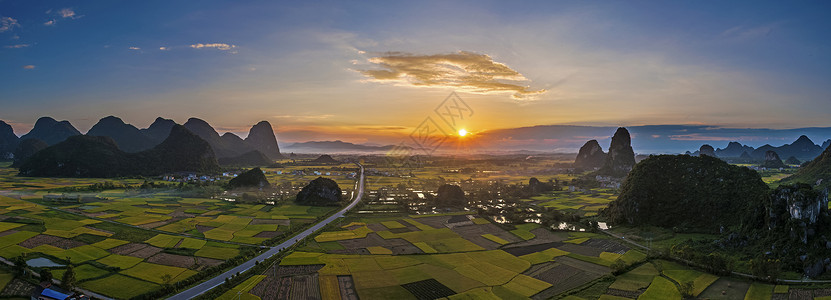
[
  {"xmin": 0, "ymin": 116, "xmax": 283, "ymax": 161},
  {"xmin": 282, "ymin": 140, "xmax": 408, "ymax": 153},
  {"xmin": 689, "ymin": 135, "xmax": 830, "ymax": 160},
  {"xmin": 19, "ymin": 125, "xmax": 220, "ymax": 177},
  {"xmin": 472, "ymin": 124, "xmax": 831, "ymax": 154}
]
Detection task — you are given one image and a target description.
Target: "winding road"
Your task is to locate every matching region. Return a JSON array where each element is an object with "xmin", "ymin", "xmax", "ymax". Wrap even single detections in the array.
[{"xmin": 168, "ymin": 163, "xmax": 365, "ymax": 300}]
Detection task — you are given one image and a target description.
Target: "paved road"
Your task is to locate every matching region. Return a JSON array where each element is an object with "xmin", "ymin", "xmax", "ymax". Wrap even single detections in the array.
[{"xmin": 168, "ymin": 164, "xmax": 365, "ymax": 300}]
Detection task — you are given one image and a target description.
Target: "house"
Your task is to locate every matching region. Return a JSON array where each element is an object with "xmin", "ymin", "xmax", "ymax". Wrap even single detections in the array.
[
  {"xmin": 32, "ymin": 284, "xmax": 88, "ymax": 300},
  {"xmin": 445, "ymin": 215, "xmax": 475, "ymax": 228}
]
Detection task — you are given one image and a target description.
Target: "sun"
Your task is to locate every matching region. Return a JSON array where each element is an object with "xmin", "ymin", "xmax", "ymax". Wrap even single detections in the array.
[{"xmin": 458, "ymin": 129, "xmax": 468, "ymax": 137}]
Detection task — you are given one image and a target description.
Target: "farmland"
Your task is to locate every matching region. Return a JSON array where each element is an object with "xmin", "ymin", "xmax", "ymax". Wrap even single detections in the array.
[
  {"xmin": 241, "ymin": 212, "xmax": 655, "ymax": 299},
  {"xmin": 0, "ymin": 161, "xmax": 351, "ymax": 299},
  {"xmin": 3, "ymin": 153, "xmax": 830, "ymax": 300}
]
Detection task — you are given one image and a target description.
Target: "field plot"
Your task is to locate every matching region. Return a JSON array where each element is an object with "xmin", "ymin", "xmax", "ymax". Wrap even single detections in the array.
[
  {"xmin": 0, "ymin": 195, "xmax": 256, "ymax": 299},
  {"xmin": 0, "ymin": 166, "xmax": 143, "ymax": 191},
  {"xmin": 56, "ymin": 194, "xmax": 336, "ymax": 245},
  {"xmin": 638, "ymin": 276, "xmax": 681, "ymax": 300},
  {"xmin": 521, "ymin": 189, "xmax": 617, "ymax": 216},
  {"xmin": 276, "ymin": 212, "xmax": 605, "ymax": 299},
  {"xmin": 216, "ymin": 275, "xmax": 266, "ymax": 300},
  {"xmin": 698, "ymin": 277, "xmax": 751, "ymax": 300}
]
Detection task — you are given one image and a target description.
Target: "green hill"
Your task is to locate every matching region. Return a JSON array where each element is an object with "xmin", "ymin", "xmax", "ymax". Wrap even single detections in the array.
[
  {"xmin": 604, "ymin": 154, "xmax": 769, "ymax": 232},
  {"xmin": 783, "ymin": 144, "xmax": 831, "ymax": 190}
]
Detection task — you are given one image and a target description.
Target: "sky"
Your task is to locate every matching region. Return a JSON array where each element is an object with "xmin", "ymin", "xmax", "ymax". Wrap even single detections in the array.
[{"xmin": 1, "ymin": 1, "xmax": 830, "ymax": 151}]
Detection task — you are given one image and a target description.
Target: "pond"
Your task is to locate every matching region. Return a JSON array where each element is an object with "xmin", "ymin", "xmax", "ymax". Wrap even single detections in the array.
[{"xmin": 26, "ymin": 257, "xmax": 64, "ymax": 268}]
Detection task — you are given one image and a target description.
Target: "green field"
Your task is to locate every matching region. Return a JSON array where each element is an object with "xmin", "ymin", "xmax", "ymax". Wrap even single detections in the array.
[{"xmin": 81, "ymin": 274, "xmax": 160, "ymax": 299}]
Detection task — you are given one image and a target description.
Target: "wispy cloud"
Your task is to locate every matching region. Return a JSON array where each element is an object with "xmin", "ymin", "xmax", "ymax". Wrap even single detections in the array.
[
  {"xmin": 0, "ymin": 17, "xmax": 20, "ymax": 33},
  {"xmin": 4, "ymin": 44, "xmax": 30, "ymax": 49},
  {"xmin": 190, "ymin": 43, "xmax": 237, "ymax": 52},
  {"xmin": 58, "ymin": 8, "xmax": 78, "ymax": 19},
  {"xmin": 359, "ymin": 51, "xmax": 545, "ymax": 99},
  {"xmin": 721, "ymin": 22, "xmax": 783, "ymax": 41},
  {"xmin": 128, "ymin": 46, "xmax": 141, "ymax": 50},
  {"xmin": 44, "ymin": 8, "xmax": 82, "ymax": 26},
  {"xmin": 22, "ymin": 65, "xmax": 35, "ymax": 70}
]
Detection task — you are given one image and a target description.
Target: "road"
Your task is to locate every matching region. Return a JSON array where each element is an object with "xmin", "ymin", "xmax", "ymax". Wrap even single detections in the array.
[{"xmin": 168, "ymin": 163, "xmax": 365, "ymax": 300}]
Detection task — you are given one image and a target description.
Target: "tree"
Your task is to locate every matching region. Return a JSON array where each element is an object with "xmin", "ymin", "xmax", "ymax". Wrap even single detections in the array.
[
  {"xmin": 436, "ymin": 184, "xmax": 466, "ymax": 208},
  {"xmin": 750, "ymin": 256, "xmax": 782, "ymax": 281},
  {"xmin": 678, "ymin": 281, "xmax": 694, "ymax": 298},
  {"xmin": 39, "ymin": 268, "xmax": 53, "ymax": 283},
  {"xmin": 610, "ymin": 259, "xmax": 627, "ymax": 275},
  {"xmin": 61, "ymin": 263, "xmax": 76, "ymax": 290},
  {"xmin": 11, "ymin": 254, "xmax": 27, "ymax": 277}
]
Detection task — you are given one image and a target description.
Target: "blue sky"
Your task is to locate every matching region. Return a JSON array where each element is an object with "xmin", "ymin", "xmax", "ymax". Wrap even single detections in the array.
[{"xmin": 1, "ymin": 1, "xmax": 830, "ymax": 149}]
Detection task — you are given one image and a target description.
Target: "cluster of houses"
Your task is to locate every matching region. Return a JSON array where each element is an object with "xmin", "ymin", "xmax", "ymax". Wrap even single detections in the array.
[
  {"xmin": 594, "ymin": 175, "xmax": 622, "ymax": 189},
  {"xmin": 161, "ymin": 172, "xmax": 237, "ymax": 183},
  {"xmin": 269, "ymin": 169, "xmax": 357, "ymax": 179}
]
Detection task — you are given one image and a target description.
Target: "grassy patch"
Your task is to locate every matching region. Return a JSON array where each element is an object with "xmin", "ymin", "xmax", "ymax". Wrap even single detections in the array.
[
  {"xmin": 280, "ymin": 251, "xmax": 324, "ymax": 265},
  {"xmin": 216, "ymin": 275, "xmax": 266, "ymax": 300},
  {"xmin": 121, "ymin": 262, "xmax": 196, "ymax": 284},
  {"xmin": 89, "ymin": 238, "xmax": 128, "ymax": 249},
  {"xmin": 692, "ymin": 273, "xmax": 719, "ymax": 296},
  {"xmin": 179, "ymin": 237, "xmax": 207, "ymax": 249},
  {"xmin": 519, "ymin": 247, "xmax": 569, "ymax": 265},
  {"xmin": 744, "ymin": 282, "xmax": 773, "ymax": 300},
  {"xmin": 638, "ymin": 276, "xmax": 681, "ymax": 300},
  {"xmin": 509, "ymin": 223, "xmax": 539, "ymax": 241},
  {"xmin": 194, "ymin": 246, "xmax": 239, "ymax": 260},
  {"xmin": 773, "ymin": 285, "xmax": 788, "ymax": 294},
  {"xmin": 97, "ymin": 254, "xmax": 143, "ymax": 270},
  {"xmin": 610, "ymin": 263, "xmax": 658, "ymax": 291},
  {"xmin": 81, "ymin": 274, "xmax": 160, "ymax": 299},
  {"xmin": 619, "ymin": 250, "xmax": 648, "ymax": 265},
  {"xmin": 501, "ymin": 274, "xmax": 552, "ymax": 297},
  {"xmin": 564, "ymin": 237, "xmax": 590, "ymax": 244},
  {"xmin": 380, "ymin": 220, "xmax": 405, "ymax": 229},
  {"xmin": 566, "ymin": 253, "xmax": 613, "ymax": 267},
  {"xmin": 455, "ymin": 262, "xmax": 516, "ymax": 286},
  {"xmin": 481, "ymin": 234, "xmax": 509, "ymax": 245}
]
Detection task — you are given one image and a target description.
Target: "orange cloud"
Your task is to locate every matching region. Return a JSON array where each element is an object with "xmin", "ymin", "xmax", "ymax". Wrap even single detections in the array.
[{"xmin": 359, "ymin": 51, "xmax": 545, "ymax": 99}]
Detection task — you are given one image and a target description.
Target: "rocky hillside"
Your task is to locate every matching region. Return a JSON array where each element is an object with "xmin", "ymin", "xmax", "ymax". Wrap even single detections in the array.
[
  {"xmin": 218, "ymin": 150, "xmax": 272, "ymax": 166},
  {"xmin": 0, "ymin": 121, "xmax": 19, "ymax": 160},
  {"xmin": 11, "ymin": 139, "xmax": 48, "ymax": 168},
  {"xmin": 245, "ymin": 121, "xmax": 282, "ymax": 159},
  {"xmin": 20, "ymin": 117, "xmax": 81, "ymax": 145},
  {"xmin": 573, "ymin": 140, "xmax": 605, "ymax": 168},
  {"xmin": 783, "ymin": 143, "xmax": 831, "ymax": 190},
  {"xmin": 87, "ymin": 116, "xmax": 156, "ymax": 152},
  {"xmin": 228, "ymin": 167, "xmax": 271, "ymax": 189},
  {"xmin": 699, "ymin": 144, "xmax": 716, "ymax": 157},
  {"xmin": 596, "ymin": 127, "xmax": 635, "ymax": 177},
  {"xmin": 762, "ymin": 150, "xmax": 786, "ymax": 169},
  {"xmin": 295, "ymin": 177, "xmax": 343, "ymax": 206},
  {"xmin": 604, "ymin": 155, "xmax": 769, "ymax": 232},
  {"xmin": 141, "ymin": 117, "xmax": 177, "ymax": 144}
]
